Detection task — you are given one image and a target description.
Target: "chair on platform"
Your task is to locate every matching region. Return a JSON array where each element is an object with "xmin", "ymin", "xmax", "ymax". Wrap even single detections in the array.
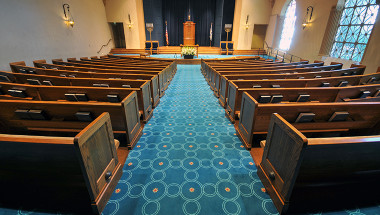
[
  {"xmin": 145, "ymin": 41, "xmax": 152, "ymax": 54},
  {"xmin": 220, "ymin": 41, "xmax": 227, "ymax": 55},
  {"xmin": 152, "ymin": 41, "xmax": 159, "ymax": 54},
  {"xmin": 227, "ymin": 42, "xmax": 234, "ymax": 55}
]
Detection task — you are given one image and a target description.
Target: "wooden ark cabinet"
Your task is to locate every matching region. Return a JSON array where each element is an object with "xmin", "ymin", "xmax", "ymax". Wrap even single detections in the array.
[{"xmin": 183, "ymin": 21, "xmax": 195, "ymax": 45}]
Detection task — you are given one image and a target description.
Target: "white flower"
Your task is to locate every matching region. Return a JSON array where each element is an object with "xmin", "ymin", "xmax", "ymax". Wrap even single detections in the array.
[{"xmin": 181, "ymin": 46, "xmax": 197, "ymax": 55}]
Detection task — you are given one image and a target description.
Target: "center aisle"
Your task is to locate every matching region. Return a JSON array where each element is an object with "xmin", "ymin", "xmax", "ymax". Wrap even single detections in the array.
[{"xmin": 103, "ymin": 65, "xmax": 277, "ymax": 215}]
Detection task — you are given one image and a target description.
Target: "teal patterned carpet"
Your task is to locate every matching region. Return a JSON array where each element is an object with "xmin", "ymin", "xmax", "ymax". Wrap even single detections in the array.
[{"xmin": 102, "ymin": 65, "xmax": 277, "ymax": 215}]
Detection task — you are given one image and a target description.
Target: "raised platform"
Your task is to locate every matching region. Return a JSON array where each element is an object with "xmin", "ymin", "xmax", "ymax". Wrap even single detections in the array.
[{"xmin": 110, "ymin": 47, "xmax": 267, "ymax": 55}]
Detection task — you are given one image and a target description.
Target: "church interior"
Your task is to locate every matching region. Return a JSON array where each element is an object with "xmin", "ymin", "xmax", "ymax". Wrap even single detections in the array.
[{"xmin": 0, "ymin": 0, "xmax": 380, "ymax": 214}]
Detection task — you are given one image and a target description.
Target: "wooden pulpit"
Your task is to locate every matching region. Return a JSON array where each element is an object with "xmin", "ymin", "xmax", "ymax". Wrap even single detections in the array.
[{"xmin": 183, "ymin": 21, "xmax": 195, "ymax": 45}]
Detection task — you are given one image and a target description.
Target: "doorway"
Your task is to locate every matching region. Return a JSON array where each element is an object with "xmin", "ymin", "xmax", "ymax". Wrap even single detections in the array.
[
  {"xmin": 251, "ymin": 24, "xmax": 268, "ymax": 49},
  {"xmin": 110, "ymin": 22, "xmax": 126, "ymax": 48}
]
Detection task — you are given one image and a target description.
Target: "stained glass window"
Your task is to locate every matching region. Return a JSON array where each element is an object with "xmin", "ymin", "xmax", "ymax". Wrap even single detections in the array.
[
  {"xmin": 330, "ymin": 0, "xmax": 379, "ymax": 61},
  {"xmin": 279, "ymin": 0, "xmax": 297, "ymax": 51}
]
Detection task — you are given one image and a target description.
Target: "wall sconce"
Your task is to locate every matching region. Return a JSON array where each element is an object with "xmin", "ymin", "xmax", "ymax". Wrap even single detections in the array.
[
  {"xmin": 244, "ymin": 15, "xmax": 250, "ymax": 30},
  {"xmin": 127, "ymin": 14, "xmax": 133, "ymax": 29},
  {"xmin": 63, "ymin": 4, "xmax": 74, "ymax": 27},
  {"xmin": 302, "ymin": 6, "xmax": 314, "ymax": 29}
]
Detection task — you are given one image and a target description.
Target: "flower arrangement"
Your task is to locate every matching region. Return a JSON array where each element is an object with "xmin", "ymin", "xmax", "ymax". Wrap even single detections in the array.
[{"xmin": 181, "ymin": 46, "xmax": 197, "ymax": 56}]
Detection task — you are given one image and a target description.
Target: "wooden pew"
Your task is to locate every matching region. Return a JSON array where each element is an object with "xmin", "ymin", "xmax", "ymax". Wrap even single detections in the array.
[
  {"xmin": 0, "ymin": 113, "xmax": 126, "ymax": 214},
  {"xmin": 58, "ymin": 58, "xmax": 176, "ymax": 81},
  {"xmin": 210, "ymin": 63, "xmax": 344, "ymax": 89},
  {"xmin": 31, "ymin": 60, "xmax": 171, "ymax": 96},
  {"xmin": 206, "ymin": 63, "xmax": 344, "ymax": 94},
  {"xmin": 9, "ymin": 63, "xmax": 161, "ymax": 108},
  {"xmin": 0, "ymin": 71, "xmax": 153, "ymax": 123},
  {"xmin": 218, "ymin": 67, "xmax": 366, "ymax": 107},
  {"xmin": 201, "ymin": 59, "xmax": 310, "ymax": 77},
  {"xmin": 225, "ymin": 85, "xmax": 380, "ymax": 119},
  {"xmin": 65, "ymin": 58, "xmax": 168, "ymax": 70},
  {"xmin": 235, "ymin": 92, "xmax": 380, "ymax": 148},
  {"xmin": 258, "ymin": 113, "xmax": 380, "ymax": 214},
  {"xmin": 0, "ymin": 81, "xmax": 154, "ymax": 123},
  {"xmin": 207, "ymin": 61, "xmax": 324, "ymax": 70},
  {"xmin": 73, "ymin": 57, "xmax": 171, "ymax": 67},
  {"xmin": 225, "ymin": 73, "xmax": 380, "ymax": 123},
  {"xmin": 63, "ymin": 58, "xmax": 178, "ymax": 88},
  {"xmin": 0, "ymin": 95, "xmax": 142, "ymax": 149}
]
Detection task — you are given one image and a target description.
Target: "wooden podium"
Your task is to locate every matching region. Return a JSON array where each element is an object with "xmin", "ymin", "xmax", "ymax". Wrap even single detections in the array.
[{"xmin": 183, "ymin": 21, "xmax": 195, "ymax": 45}]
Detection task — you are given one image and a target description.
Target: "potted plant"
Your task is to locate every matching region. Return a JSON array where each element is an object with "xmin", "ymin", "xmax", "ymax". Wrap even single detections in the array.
[{"xmin": 181, "ymin": 46, "xmax": 197, "ymax": 59}]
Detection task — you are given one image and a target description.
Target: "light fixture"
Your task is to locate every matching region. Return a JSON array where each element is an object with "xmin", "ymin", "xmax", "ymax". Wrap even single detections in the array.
[
  {"xmin": 302, "ymin": 6, "xmax": 313, "ymax": 29},
  {"xmin": 127, "ymin": 14, "xmax": 133, "ymax": 29},
  {"xmin": 224, "ymin": 24, "xmax": 232, "ymax": 41},
  {"xmin": 63, "ymin": 4, "xmax": 74, "ymax": 27},
  {"xmin": 146, "ymin": 23, "xmax": 154, "ymax": 41},
  {"xmin": 244, "ymin": 15, "xmax": 250, "ymax": 30}
]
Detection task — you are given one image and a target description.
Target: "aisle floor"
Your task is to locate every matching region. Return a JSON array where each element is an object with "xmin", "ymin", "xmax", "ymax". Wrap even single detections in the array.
[{"xmin": 102, "ymin": 65, "xmax": 277, "ymax": 214}]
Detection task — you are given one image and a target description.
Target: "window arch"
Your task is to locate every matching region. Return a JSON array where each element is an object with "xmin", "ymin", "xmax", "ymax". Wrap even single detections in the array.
[
  {"xmin": 279, "ymin": 0, "xmax": 297, "ymax": 51},
  {"xmin": 330, "ymin": 0, "xmax": 379, "ymax": 61}
]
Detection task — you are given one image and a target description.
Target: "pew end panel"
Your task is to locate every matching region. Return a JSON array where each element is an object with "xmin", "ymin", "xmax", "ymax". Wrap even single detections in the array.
[
  {"xmin": 121, "ymin": 91, "xmax": 143, "ymax": 149},
  {"xmin": 213, "ymin": 70, "xmax": 221, "ymax": 98},
  {"xmin": 52, "ymin": 59, "xmax": 64, "ymax": 63},
  {"xmin": 218, "ymin": 75, "xmax": 228, "ymax": 108},
  {"xmin": 351, "ymin": 63, "xmax": 366, "ymax": 74},
  {"xmin": 235, "ymin": 92, "xmax": 258, "ymax": 149},
  {"xmin": 9, "ymin": 61, "xmax": 27, "ymax": 73},
  {"xmin": 139, "ymin": 80, "xmax": 154, "ymax": 123},
  {"xmin": 225, "ymin": 81, "xmax": 239, "ymax": 123},
  {"xmin": 258, "ymin": 113, "xmax": 380, "ymax": 214},
  {"xmin": 33, "ymin": 59, "xmax": 48, "ymax": 68},
  {"xmin": 258, "ymin": 113, "xmax": 308, "ymax": 214},
  {"xmin": 151, "ymin": 75, "xmax": 160, "ymax": 108},
  {"xmin": 73, "ymin": 112, "xmax": 123, "ymax": 214},
  {"xmin": 0, "ymin": 113, "xmax": 123, "ymax": 214}
]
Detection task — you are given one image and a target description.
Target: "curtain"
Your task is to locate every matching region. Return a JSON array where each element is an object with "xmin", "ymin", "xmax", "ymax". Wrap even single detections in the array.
[{"xmin": 162, "ymin": 0, "xmax": 217, "ymax": 46}]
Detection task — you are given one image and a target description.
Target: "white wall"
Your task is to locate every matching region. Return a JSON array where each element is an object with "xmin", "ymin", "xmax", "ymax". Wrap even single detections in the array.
[
  {"xmin": 105, "ymin": 0, "xmax": 146, "ymax": 49},
  {"xmin": 266, "ymin": 0, "xmax": 380, "ymax": 74},
  {"xmin": 232, "ymin": 0, "xmax": 272, "ymax": 50},
  {"xmin": 0, "ymin": 0, "xmax": 114, "ymax": 71}
]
